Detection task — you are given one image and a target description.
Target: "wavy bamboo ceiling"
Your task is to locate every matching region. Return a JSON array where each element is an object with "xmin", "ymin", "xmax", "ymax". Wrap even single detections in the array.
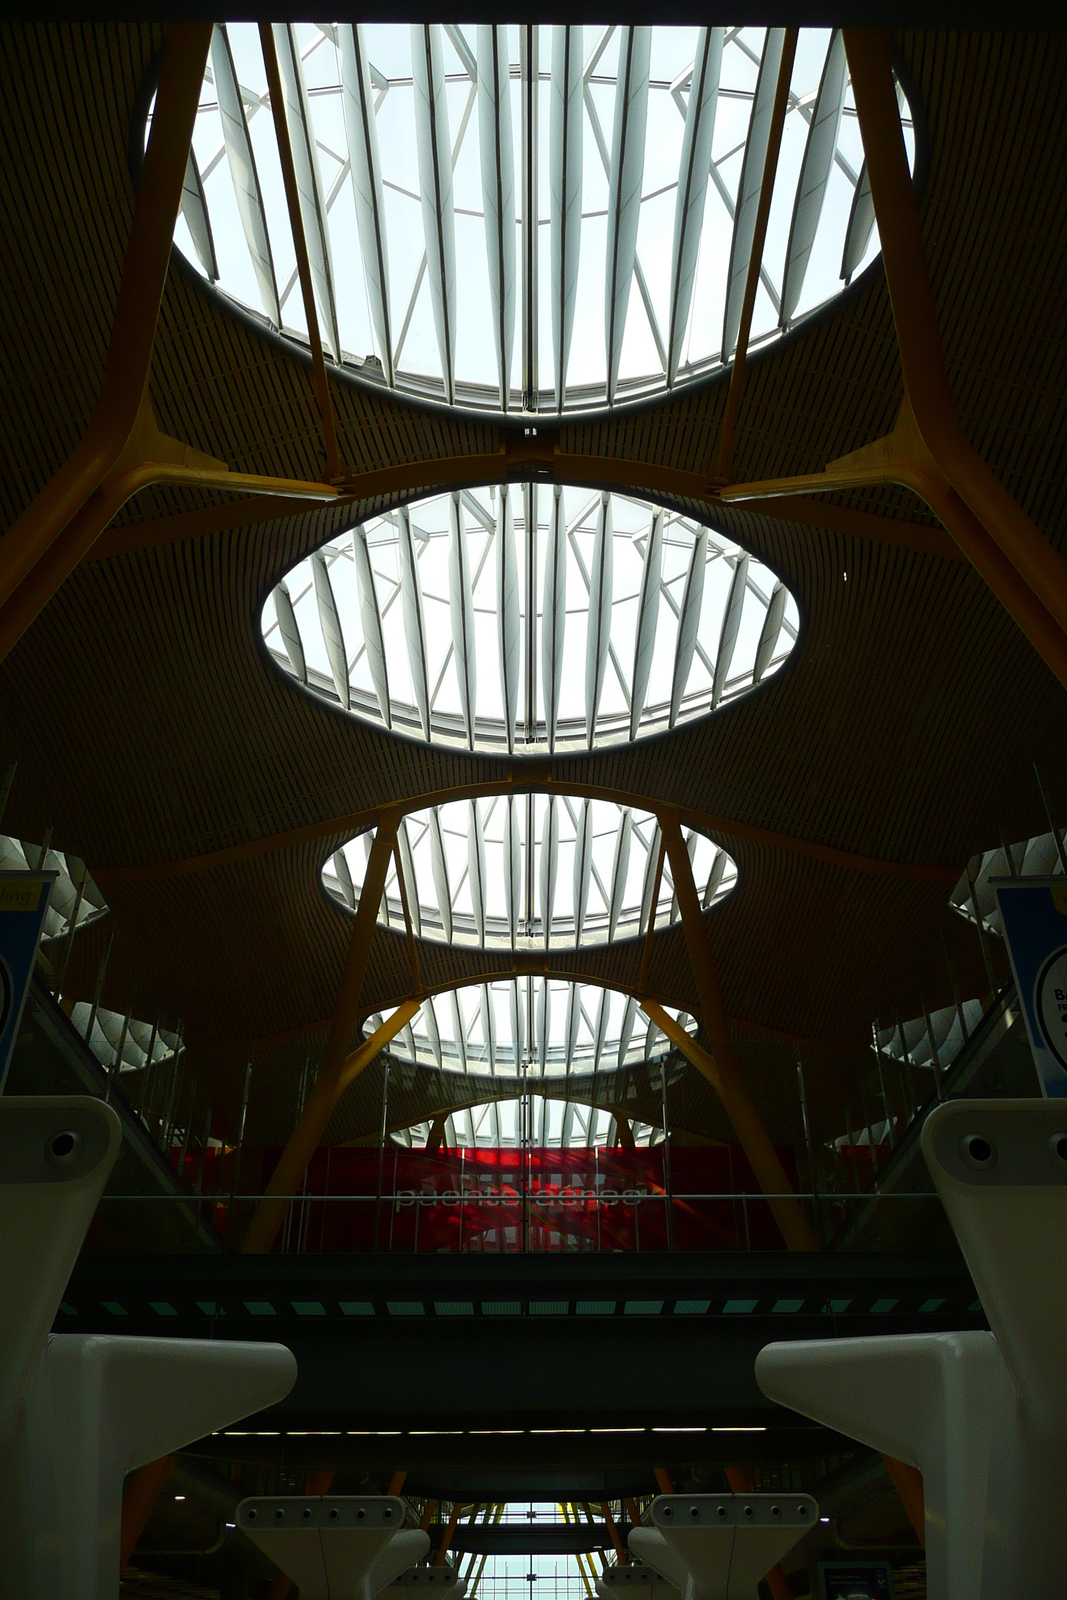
[{"xmin": 1, "ymin": 25, "xmax": 1066, "ymax": 1146}]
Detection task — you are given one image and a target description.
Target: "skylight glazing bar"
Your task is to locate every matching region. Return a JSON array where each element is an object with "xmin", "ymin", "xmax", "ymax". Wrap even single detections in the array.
[
  {"xmin": 495, "ymin": 485, "xmax": 520, "ymax": 753},
  {"xmin": 272, "ymin": 580, "xmax": 306, "ymax": 683},
  {"xmin": 411, "ymin": 24, "xmax": 457, "ymax": 404},
  {"xmin": 666, "ymin": 26, "xmax": 723, "ymax": 387},
  {"xmin": 629, "ymin": 508, "xmax": 663, "ymax": 738},
  {"xmin": 467, "ymin": 800, "xmax": 488, "ymax": 944},
  {"xmin": 541, "ymin": 484, "xmax": 567, "ymax": 752},
  {"xmin": 397, "ymin": 819, "xmax": 421, "ymax": 938},
  {"xmin": 310, "ymin": 551, "xmax": 349, "ymax": 708},
  {"xmin": 519, "ymin": 25, "xmax": 539, "ymax": 409},
  {"xmin": 503, "ymin": 795, "xmax": 521, "ymax": 944},
  {"xmin": 211, "ymin": 25, "xmax": 281, "ymax": 323},
  {"xmin": 668, "ymin": 527, "xmax": 707, "ymax": 728},
  {"xmin": 271, "ymin": 23, "xmax": 341, "ymax": 360},
  {"xmin": 713, "ymin": 552, "xmax": 750, "ymax": 707},
  {"xmin": 477, "ymin": 25, "xmax": 516, "ymax": 410},
  {"xmin": 604, "ymin": 26, "xmax": 652, "ymax": 403},
  {"xmin": 339, "ymin": 24, "xmax": 394, "ymax": 383},
  {"xmin": 572, "ymin": 799, "xmax": 593, "ymax": 944},
  {"xmin": 181, "ymin": 145, "xmax": 218, "ymax": 279},
  {"xmin": 781, "ymin": 30, "xmax": 847, "ymax": 326},
  {"xmin": 722, "ymin": 28, "xmax": 787, "ymax": 361},
  {"xmin": 607, "ymin": 808, "xmax": 632, "ymax": 940},
  {"xmin": 397, "ymin": 507, "xmax": 432, "ymax": 739},
  {"xmin": 448, "ymin": 493, "xmax": 478, "ymax": 749},
  {"xmin": 350, "ymin": 527, "xmax": 391, "ymax": 725},
  {"xmin": 753, "ymin": 578, "xmax": 787, "ymax": 682},
  {"xmin": 429, "ymin": 810, "xmax": 452, "ymax": 942},
  {"xmin": 549, "ymin": 25, "xmax": 583, "ymax": 409},
  {"xmin": 584, "ymin": 494, "xmax": 614, "ymax": 748}
]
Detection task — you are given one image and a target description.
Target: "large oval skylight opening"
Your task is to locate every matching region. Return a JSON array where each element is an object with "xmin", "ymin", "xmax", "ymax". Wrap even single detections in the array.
[
  {"xmin": 366, "ymin": 979, "xmax": 694, "ymax": 1077},
  {"xmin": 167, "ymin": 24, "xmax": 915, "ymax": 414},
  {"xmin": 263, "ymin": 484, "xmax": 798, "ymax": 751},
  {"xmin": 325, "ymin": 797, "xmax": 735, "ymax": 950}
]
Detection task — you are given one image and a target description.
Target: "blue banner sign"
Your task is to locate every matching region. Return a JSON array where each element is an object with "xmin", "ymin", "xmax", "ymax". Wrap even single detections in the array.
[
  {"xmin": 0, "ymin": 871, "xmax": 57, "ymax": 1092},
  {"xmin": 818, "ymin": 1560, "xmax": 894, "ymax": 1599},
  {"xmin": 992, "ymin": 877, "xmax": 1067, "ymax": 1097}
]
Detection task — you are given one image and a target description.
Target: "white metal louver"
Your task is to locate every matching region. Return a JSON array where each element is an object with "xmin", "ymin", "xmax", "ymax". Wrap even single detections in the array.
[
  {"xmin": 265, "ymin": 485, "xmax": 799, "ymax": 752},
  {"xmin": 177, "ymin": 26, "xmax": 915, "ymax": 413},
  {"xmin": 324, "ymin": 797, "xmax": 736, "ymax": 952}
]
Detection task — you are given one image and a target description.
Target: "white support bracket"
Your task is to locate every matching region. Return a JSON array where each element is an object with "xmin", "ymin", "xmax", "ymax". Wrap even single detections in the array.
[
  {"xmin": 236, "ymin": 1496, "xmax": 431, "ymax": 1600},
  {"xmin": 628, "ymin": 1494, "xmax": 817, "ymax": 1600},
  {"xmin": 0, "ymin": 1097, "xmax": 297, "ymax": 1600},
  {"xmin": 756, "ymin": 1098, "xmax": 1067, "ymax": 1600},
  {"xmin": 597, "ymin": 1566, "xmax": 682, "ymax": 1600}
]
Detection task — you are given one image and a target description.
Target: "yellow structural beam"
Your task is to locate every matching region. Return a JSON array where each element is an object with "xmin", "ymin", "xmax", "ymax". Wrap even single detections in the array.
[
  {"xmin": 94, "ymin": 776, "xmax": 961, "ymax": 887},
  {"xmin": 0, "ymin": 24, "xmax": 213, "ymax": 610},
  {"xmin": 647, "ymin": 808, "xmax": 818, "ymax": 1253},
  {"xmin": 259, "ymin": 23, "xmax": 343, "ymax": 481},
  {"xmin": 714, "ymin": 30, "xmax": 798, "ymax": 483},
  {"xmin": 843, "ymin": 30, "xmax": 1067, "ymax": 637},
  {"xmin": 0, "ymin": 26, "xmax": 336, "ymax": 666},
  {"xmin": 718, "ymin": 30, "xmax": 1067, "ymax": 691},
  {"xmin": 240, "ymin": 997, "xmax": 420, "ymax": 1255}
]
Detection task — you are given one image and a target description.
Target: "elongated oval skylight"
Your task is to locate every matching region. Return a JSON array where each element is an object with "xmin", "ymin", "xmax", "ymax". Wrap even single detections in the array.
[
  {"xmin": 366, "ymin": 979, "xmax": 694, "ymax": 1077},
  {"xmin": 169, "ymin": 24, "xmax": 915, "ymax": 412},
  {"xmin": 393, "ymin": 1100, "xmax": 664, "ymax": 1148},
  {"xmin": 325, "ymin": 798, "xmax": 734, "ymax": 949},
  {"xmin": 263, "ymin": 484, "xmax": 797, "ymax": 750}
]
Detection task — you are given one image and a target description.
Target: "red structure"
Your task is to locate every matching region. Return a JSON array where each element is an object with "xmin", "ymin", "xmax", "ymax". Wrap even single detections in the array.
[{"xmin": 253, "ymin": 1143, "xmax": 798, "ymax": 1253}]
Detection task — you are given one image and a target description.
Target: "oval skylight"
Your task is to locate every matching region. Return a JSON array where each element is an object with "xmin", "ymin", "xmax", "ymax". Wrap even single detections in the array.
[
  {"xmin": 263, "ymin": 484, "xmax": 798, "ymax": 751},
  {"xmin": 393, "ymin": 1100, "xmax": 665, "ymax": 1149},
  {"xmin": 325, "ymin": 797, "xmax": 734, "ymax": 949},
  {"xmin": 170, "ymin": 24, "xmax": 915, "ymax": 413},
  {"xmin": 366, "ymin": 979, "xmax": 694, "ymax": 1077}
]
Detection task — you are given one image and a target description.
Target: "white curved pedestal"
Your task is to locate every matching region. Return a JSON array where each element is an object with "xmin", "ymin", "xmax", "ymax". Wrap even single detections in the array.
[
  {"xmin": 0, "ymin": 1096, "xmax": 298, "ymax": 1600},
  {"xmin": 597, "ymin": 1565, "xmax": 682, "ymax": 1600},
  {"xmin": 629, "ymin": 1494, "xmax": 817, "ymax": 1600},
  {"xmin": 236, "ymin": 1497, "xmax": 430, "ymax": 1600},
  {"xmin": 756, "ymin": 1098, "xmax": 1067, "ymax": 1600}
]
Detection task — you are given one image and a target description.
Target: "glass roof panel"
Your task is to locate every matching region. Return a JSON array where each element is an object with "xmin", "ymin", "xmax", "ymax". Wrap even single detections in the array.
[
  {"xmin": 324, "ymin": 797, "xmax": 735, "ymax": 949},
  {"xmin": 263, "ymin": 484, "xmax": 798, "ymax": 751},
  {"xmin": 364, "ymin": 979, "xmax": 694, "ymax": 1078},
  {"xmin": 393, "ymin": 1099, "xmax": 665, "ymax": 1148},
  {"xmin": 164, "ymin": 23, "xmax": 916, "ymax": 413}
]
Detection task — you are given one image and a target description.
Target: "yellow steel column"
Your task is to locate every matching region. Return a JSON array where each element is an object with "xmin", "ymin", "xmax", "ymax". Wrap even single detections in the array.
[
  {"xmin": 843, "ymin": 29, "xmax": 1067, "ymax": 637},
  {"xmin": 653, "ymin": 811, "xmax": 818, "ymax": 1252},
  {"xmin": 0, "ymin": 24, "xmax": 212, "ymax": 606},
  {"xmin": 718, "ymin": 393, "xmax": 1067, "ymax": 689},
  {"xmin": 241, "ymin": 999, "xmax": 420, "ymax": 1253},
  {"xmin": 241, "ymin": 813, "xmax": 407, "ymax": 1253},
  {"xmin": 258, "ymin": 24, "xmax": 343, "ymax": 480},
  {"xmin": 714, "ymin": 30, "xmax": 798, "ymax": 483}
]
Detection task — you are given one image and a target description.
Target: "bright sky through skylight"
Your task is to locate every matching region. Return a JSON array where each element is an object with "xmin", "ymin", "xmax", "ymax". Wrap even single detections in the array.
[
  {"xmin": 263, "ymin": 484, "xmax": 798, "ymax": 751},
  {"xmin": 167, "ymin": 24, "xmax": 915, "ymax": 413},
  {"xmin": 363, "ymin": 979, "xmax": 694, "ymax": 1078},
  {"xmin": 324, "ymin": 798, "xmax": 735, "ymax": 950}
]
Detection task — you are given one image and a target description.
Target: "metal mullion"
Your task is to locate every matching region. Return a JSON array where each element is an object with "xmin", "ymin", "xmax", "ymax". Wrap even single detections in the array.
[
  {"xmin": 632, "ymin": 255, "xmax": 668, "ymax": 373},
  {"xmin": 658, "ymin": 565, "xmax": 717, "ymax": 679},
  {"xmin": 523, "ymin": 483, "xmax": 538, "ymax": 741},
  {"xmin": 520, "ymin": 26, "xmax": 539, "ymax": 408},
  {"xmin": 565, "ymin": 523, "xmax": 631, "ymax": 709},
  {"xmin": 584, "ymin": 26, "xmax": 615, "ymax": 80},
  {"xmin": 707, "ymin": 159, "xmax": 782, "ymax": 316}
]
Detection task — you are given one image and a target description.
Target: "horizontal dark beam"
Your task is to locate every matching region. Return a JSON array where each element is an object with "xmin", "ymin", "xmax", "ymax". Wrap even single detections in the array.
[{"xmin": 430, "ymin": 1523, "xmax": 611, "ymax": 1556}]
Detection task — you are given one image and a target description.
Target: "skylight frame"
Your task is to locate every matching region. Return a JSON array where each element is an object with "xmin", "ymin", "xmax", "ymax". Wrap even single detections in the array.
[
  {"xmin": 263, "ymin": 483, "xmax": 799, "ymax": 754},
  {"xmin": 165, "ymin": 23, "xmax": 917, "ymax": 418},
  {"xmin": 324, "ymin": 796, "xmax": 736, "ymax": 951},
  {"xmin": 363, "ymin": 978, "xmax": 696, "ymax": 1079}
]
